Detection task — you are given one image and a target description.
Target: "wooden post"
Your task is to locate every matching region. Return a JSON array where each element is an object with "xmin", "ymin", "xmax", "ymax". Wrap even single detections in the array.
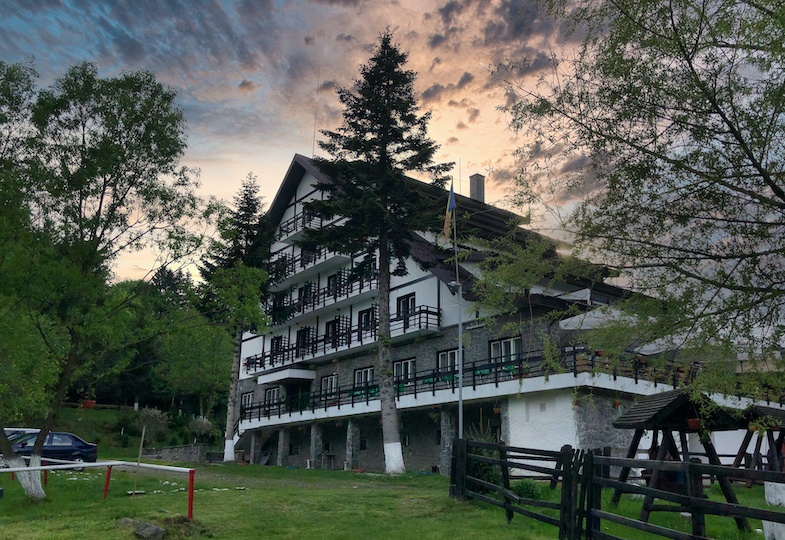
[
  {"xmin": 767, "ymin": 429, "xmax": 780, "ymax": 472},
  {"xmin": 611, "ymin": 428, "xmax": 644, "ymax": 505},
  {"xmin": 558, "ymin": 445, "xmax": 574, "ymax": 540},
  {"xmin": 499, "ymin": 444, "xmax": 513, "ymax": 523},
  {"xmin": 584, "ymin": 450, "xmax": 601, "ymax": 539},
  {"xmin": 640, "ymin": 430, "xmax": 672, "ymax": 522},
  {"xmin": 702, "ymin": 437, "xmax": 751, "ymax": 532},
  {"xmin": 450, "ymin": 438, "xmax": 468, "ymax": 500},
  {"xmin": 687, "ymin": 458, "xmax": 706, "ymax": 536}
]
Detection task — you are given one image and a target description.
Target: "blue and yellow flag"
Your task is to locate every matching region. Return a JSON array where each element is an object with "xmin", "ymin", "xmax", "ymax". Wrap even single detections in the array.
[{"xmin": 443, "ymin": 182, "xmax": 456, "ymax": 238}]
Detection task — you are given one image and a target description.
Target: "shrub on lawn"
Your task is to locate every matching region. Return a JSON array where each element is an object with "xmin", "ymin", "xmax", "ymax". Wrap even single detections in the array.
[{"xmin": 511, "ymin": 478, "xmax": 542, "ymax": 500}]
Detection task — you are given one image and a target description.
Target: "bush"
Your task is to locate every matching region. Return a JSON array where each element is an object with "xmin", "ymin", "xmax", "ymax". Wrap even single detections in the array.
[
  {"xmin": 511, "ymin": 479, "xmax": 542, "ymax": 500},
  {"xmin": 466, "ymin": 415, "xmax": 501, "ymax": 492},
  {"xmin": 135, "ymin": 407, "xmax": 170, "ymax": 444}
]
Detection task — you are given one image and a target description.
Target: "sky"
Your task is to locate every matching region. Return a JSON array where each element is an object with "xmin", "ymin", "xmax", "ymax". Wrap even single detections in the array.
[{"xmin": 1, "ymin": 0, "xmax": 569, "ymax": 280}]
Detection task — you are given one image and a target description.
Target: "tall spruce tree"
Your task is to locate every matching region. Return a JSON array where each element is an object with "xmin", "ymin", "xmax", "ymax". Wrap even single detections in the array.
[
  {"xmin": 201, "ymin": 173, "xmax": 271, "ymax": 462},
  {"xmin": 301, "ymin": 30, "xmax": 452, "ymax": 474}
]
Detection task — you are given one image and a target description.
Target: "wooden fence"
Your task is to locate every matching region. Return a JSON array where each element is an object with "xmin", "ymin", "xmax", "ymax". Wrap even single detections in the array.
[
  {"xmin": 451, "ymin": 438, "xmax": 785, "ymax": 540},
  {"xmin": 450, "ymin": 439, "xmax": 582, "ymax": 539}
]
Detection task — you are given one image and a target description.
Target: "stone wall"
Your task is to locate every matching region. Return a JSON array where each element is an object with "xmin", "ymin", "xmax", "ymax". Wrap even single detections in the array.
[
  {"xmin": 574, "ymin": 393, "xmax": 636, "ymax": 455},
  {"xmin": 142, "ymin": 444, "xmax": 207, "ymax": 462}
]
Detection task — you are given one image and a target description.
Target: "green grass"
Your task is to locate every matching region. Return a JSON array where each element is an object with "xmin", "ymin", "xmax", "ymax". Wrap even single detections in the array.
[
  {"xmin": 0, "ymin": 464, "xmax": 555, "ymax": 539},
  {"xmin": 0, "ymin": 461, "xmax": 779, "ymax": 539}
]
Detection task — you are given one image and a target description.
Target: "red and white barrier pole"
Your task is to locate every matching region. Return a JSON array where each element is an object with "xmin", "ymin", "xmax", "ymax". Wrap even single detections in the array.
[
  {"xmin": 103, "ymin": 465, "xmax": 113, "ymax": 500},
  {"xmin": 187, "ymin": 469, "xmax": 195, "ymax": 521}
]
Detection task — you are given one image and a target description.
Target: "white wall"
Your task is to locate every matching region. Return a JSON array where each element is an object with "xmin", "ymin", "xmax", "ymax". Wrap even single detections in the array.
[{"xmin": 506, "ymin": 388, "xmax": 579, "ymax": 450}]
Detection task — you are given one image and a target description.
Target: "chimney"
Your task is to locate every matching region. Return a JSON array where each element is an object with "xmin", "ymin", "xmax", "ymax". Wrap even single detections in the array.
[{"xmin": 469, "ymin": 173, "xmax": 485, "ymax": 203}]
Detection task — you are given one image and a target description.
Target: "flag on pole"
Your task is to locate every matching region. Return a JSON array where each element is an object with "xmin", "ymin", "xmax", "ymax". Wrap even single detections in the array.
[{"xmin": 443, "ymin": 182, "xmax": 456, "ymax": 238}]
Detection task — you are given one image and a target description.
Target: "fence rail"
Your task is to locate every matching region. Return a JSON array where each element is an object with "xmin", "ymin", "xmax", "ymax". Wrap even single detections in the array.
[{"xmin": 451, "ymin": 439, "xmax": 785, "ymax": 540}]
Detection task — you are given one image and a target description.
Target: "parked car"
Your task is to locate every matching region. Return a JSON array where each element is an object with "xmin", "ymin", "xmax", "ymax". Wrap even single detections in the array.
[{"xmin": 9, "ymin": 431, "xmax": 97, "ymax": 463}]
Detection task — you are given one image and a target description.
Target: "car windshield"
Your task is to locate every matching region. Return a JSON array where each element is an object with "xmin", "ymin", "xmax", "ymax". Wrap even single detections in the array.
[{"xmin": 9, "ymin": 432, "xmax": 37, "ymax": 445}]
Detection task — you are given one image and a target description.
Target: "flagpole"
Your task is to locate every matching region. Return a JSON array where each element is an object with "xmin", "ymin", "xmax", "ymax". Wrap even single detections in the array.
[{"xmin": 452, "ymin": 188, "xmax": 463, "ymax": 440}]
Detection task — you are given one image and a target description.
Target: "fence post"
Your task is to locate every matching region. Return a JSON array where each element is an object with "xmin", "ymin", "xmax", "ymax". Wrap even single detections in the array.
[
  {"xmin": 584, "ymin": 450, "xmax": 601, "ymax": 539},
  {"xmin": 499, "ymin": 443, "xmax": 513, "ymax": 523},
  {"xmin": 687, "ymin": 458, "xmax": 706, "ymax": 536},
  {"xmin": 450, "ymin": 438, "xmax": 468, "ymax": 500},
  {"xmin": 558, "ymin": 445, "xmax": 573, "ymax": 540}
]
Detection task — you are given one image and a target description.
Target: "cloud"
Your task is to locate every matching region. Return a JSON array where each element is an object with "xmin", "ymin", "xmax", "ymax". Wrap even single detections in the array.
[
  {"xmin": 420, "ymin": 71, "xmax": 475, "ymax": 104},
  {"xmin": 456, "ymin": 71, "xmax": 474, "ymax": 88},
  {"xmin": 437, "ymin": 0, "xmax": 470, "ymax": 26},
  {"xmin": 428, "ymin": 33, "xmax": 448, "ymax": 49},
  {"xmin": 305, "ymin": 36, "xmax": 315, "ymax": 45},
  {"xmin": 238, "ymin": 79, "xmax": 260, "ymax": 94},
  {"xmin": 447, "ymin": 136, "xmax": 460, "ymax": 144},
  {"xmin": 456, "ymin": 121, "xmax": 468, "ymax": 130},
  {"xmin": 467, "ymin": 107, "xmax": 480, "ymax": 122},
  {"xmin": 422, "ymin": 83, "xmax": 447, "ymax": 103}
]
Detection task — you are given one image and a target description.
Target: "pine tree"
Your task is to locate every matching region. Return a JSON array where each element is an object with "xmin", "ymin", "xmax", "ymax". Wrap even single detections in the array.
[
  {"xmin": 301, "ymin": 30, "xmax": 452, "ymax": 474},
  {"xmin": 201, "ymin": 173, "xmax": 272, "ymax": 462}
]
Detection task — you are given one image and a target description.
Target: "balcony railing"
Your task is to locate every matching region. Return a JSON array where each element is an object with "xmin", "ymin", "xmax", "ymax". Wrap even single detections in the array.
[
  {"xmin": 240, "ymin": 351, "xmax": 701, "ymax": 422},
  {"xmin": 266, "ymin": 272, "xmax": 379, "ymax": 326},
  {"xmin": 277, "ymin": 211, "xmax": 322, "ymax": 241},
  {"xmin": 268, "ymin": 248, "xmax": 326, "ymax": 283},
  {"xmin": 244, "ymin": 305, "xmax": 440, "ymax": 374}
]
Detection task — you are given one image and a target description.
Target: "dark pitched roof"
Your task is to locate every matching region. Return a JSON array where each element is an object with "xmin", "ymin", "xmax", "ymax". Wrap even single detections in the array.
[
  {"xmin": 613, "ymin": 389, "xmax": 747, "ymax": 431},
  {"xmin": 265, "ymin": 154, "xmax": 625, "ymax": 301}
]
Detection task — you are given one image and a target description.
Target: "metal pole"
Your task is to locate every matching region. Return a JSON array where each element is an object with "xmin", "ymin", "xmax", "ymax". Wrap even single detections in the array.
[{"xmin": 457, "ymin": 282, "xmax": 463, "ymax": 439}]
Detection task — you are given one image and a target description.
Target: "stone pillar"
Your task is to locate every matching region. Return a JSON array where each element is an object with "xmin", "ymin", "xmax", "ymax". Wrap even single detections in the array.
[
  {"xmin": 310, "ymin": 423, "xmax": 323, "ymax": 469},
  {"xmin": 249, "ymin": 431, "xmax": 257, "ymax": 464},
  {"xmin": 439, "ymin": 408, "xmax": 455, "ymax": 475},
  {"xmin": 276, "ymin": 428, "xmax": 289, "ymax": 467},
  {"xmin": 345, "ymin": 419, "xmax": 360, "ymax": 470},
  {"xmin": 500, "ymin": 399, "xmax": 511, "ymax": 445}
]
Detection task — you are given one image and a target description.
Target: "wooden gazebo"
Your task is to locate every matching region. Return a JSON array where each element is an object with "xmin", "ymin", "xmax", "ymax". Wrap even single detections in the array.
[{"xmin": 610, "ymin": 388, "xmax": 759, "ymax": 529}]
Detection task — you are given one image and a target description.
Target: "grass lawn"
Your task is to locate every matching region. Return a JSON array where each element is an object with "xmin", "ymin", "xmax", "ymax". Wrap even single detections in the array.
[
  {"xmin": 0, "ymin": 463, "xmax": 555, "ymax": 539},
  {"xmin": 0, "ymin": 460, "xmax": 780, "ymax": 539}
]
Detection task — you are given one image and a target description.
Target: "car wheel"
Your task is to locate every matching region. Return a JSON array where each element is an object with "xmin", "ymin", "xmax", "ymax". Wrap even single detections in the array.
[{"xmin": 72, "ymin": 455, "xmax": 85, "ymax": 471}]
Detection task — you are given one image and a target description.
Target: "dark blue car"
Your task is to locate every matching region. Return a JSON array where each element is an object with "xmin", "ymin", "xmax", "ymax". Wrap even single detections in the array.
[{"xmin": 11, "ymin": 431, "xmax": 98, "ymax": 463}]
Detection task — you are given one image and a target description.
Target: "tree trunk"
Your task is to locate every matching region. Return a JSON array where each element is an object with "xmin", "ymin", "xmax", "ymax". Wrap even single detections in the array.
[
  {"xmin": 224, "ymin": 325, "xmax": 243, "ymax": 461},
  {"xmin": 8, "ymin": 455, "xmax": 46, "ymax": 500},
  {"xmin": 377, "ymin": 242, "xmax": 405, "ymax": 474}
]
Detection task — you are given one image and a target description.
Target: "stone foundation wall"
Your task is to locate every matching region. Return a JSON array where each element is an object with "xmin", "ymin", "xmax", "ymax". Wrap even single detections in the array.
[{"xmin": 142, "ymin": 444, "xmax": 207, "ymax": 462}]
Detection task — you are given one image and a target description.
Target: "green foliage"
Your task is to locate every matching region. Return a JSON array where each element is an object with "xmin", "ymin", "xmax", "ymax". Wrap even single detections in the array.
[
  {"xmin": 0, "ymin": 61, "xmax": 209, "ymax": 481},
  {"xmin": 503, "ymin": 0, "xmax": 785, "ymax": 396},
  {"xmin": 302, "ymin": 29, "xmax": 453, "ymax": 270},
  {"xmin": 510, "ymin": 478, "xmax": 543, "ymax": 501},
  {"xmin": 466, "ymin": 414, "xmax": 502, "ymax": 491},
  {"xmin": 135, "ymin": 407, "xmax": 170, "ymax": 444},
  {"xmin": 300, "ymin": 30, "xmax": 452, "ymax": 470},
  {"xmin": 154, "ymin": 314, "xmax": 234, "ymax": 417}
]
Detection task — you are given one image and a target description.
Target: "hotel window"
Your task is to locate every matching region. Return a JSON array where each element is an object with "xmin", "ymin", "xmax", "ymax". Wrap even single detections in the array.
[
  {"xmin": 264, "ymin": 387, "xmax": 280, "ymax": 416},
  {"xmin": 325, "ymin": 319, "xmax": 339, "ymax": 350},
  {"xmin": 490, "ymin": 337, "xmax": 522, "ymax": 363},
  {"xmin": 270, "ymin": 336, "xmax": 286, "ymax": 363},
  {"xmin": 321, "ymin": 374, "xmax": 338, "ymax": 398},
  {"xmin": 358, "ymin": 307, "xmax": 376, "ymax": 337},
  {"xmin": 240, "ymin": 391, "xmax": 254, "ymax": 414},
  {"xmin": 438, "ymin": 349, "xmax": 458, "ymax": 373},
  {"xmin": 396, "ymin": 293, "xmax": 416, "ymax": 329},
  {"xmin": 394, "ymin": 359, "xmax": 416, "ymax": 385},
  {"xmin": 354, "ymin": 366, "xmax": 374, "ymax": 387},
  {"xmin": 327, "ymin": 273, "xmax": 339, "ymax": 298},
  {"xmin": 296, "ymin": 327, "xmax": 314, "ymax": 356}
]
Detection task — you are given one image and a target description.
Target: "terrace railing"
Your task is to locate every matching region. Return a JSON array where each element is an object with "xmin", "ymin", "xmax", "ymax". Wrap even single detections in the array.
[{"xmin": 241, "ymin": 350, "xmax": 701, "ymax": 420}]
